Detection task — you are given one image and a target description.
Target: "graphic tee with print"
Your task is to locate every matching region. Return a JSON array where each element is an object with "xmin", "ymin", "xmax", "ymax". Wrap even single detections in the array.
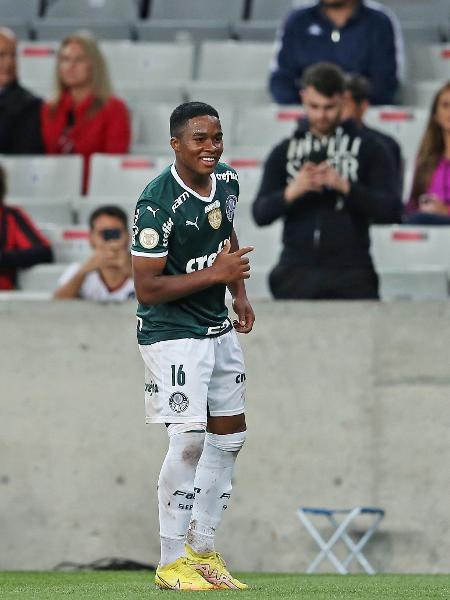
[{"xmin": 131, "ymin": 162, "xmax": 239, "ymax": 345}]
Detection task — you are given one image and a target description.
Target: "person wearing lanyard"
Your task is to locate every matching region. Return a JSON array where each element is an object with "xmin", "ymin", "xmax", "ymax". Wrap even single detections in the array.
[
  {"xmin": 269, "ymin": 0, "xmax": 404, "ymax": 107},
  {"xmin": 405, "ymin": 82, "xmax": 450, "ymax": 226}
]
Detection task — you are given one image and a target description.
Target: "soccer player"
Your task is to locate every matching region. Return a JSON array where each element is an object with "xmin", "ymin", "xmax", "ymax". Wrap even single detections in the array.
[{"xmin": 132, "ymin": 102, "xmax": 255, "ymax": 591}]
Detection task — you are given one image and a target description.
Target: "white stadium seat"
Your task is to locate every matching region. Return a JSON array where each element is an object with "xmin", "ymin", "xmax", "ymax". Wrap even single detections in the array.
[
  {"xmin": 408, "ymin": 43, "xmax": 450, "ymax": 81},
  {"xmin": 364, "ymin": 107, "xmax": 427, "ymax": 162},
  {"xmin": 233, "ymin": 105, "xmax": 304, "ymax": 148},
  {"xmin": 0, "ymin": 155, "xmax": 83, "ymax": 197},
  {"xmin": 87, "ymin": 154, "xmax": 161, "ymax": 197},
  {"xmin": 150, "ymin": 0, "xmax": 244, "ymax": 22},
  {"xmin": 100, "ymin": 41, "xmax": 194, "ymax": 97},
  {"xmin": 17, "ymin": 42, "xmax": 59, "ymax": 97},
  {"xmin": 38, "ymin": 224, "xmax": 91, "ymax": 263},
  {"xmin": 227, "ymin": 158, "xmax": 263, "ymax": 204},
  {"xmin": 75, "ymin": 195, "xmax": 139, "ymax": 231},
  {"xmin": 42, "ymin": 0, "xmax": 139, "ymax": 20},
  {"xmin": 6, "ymin": 197, "xmax": 75, "ymax": 226},
  {"xmin": 17, "ymin": 263, "xmax": 69, "ymax": 293}
]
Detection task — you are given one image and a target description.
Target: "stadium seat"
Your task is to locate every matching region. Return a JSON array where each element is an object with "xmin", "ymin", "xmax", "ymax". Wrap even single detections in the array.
[
  {"xmin": 75, "ymin": 195, "xmax": 138, "ymax": 232},
  {"xmin": 42, "ymin": 0, "xmax": 140, "ymax": 20},
  {"xmin": 380, "ymin": 0, "xmax": 450, "ymax": 27},
  {"xmin": 401, "ymin": 80, "xmax": 440, "ymax": 109},
  {"xmin": 370, "ymin": 225, "xmax": 450, "ymax": 277},
  {"xmin": 7, "ymin": 197, "xmax": 75, "ymax": 226},
  {"xmin": 87, "ymin": 154, "xmax": 161, "ymax": 197},
  {"xmin": 249, "ymin": 0, "xmax": 297, "ymax": 21},
  {"xmin": 100, "ymin": 41, "xmax": 194, "ymax": 101},
  {"xmin": 0, "ymin": 0, "xmax": 40, "ymax": 19},
  {"xmin": 364, "ymin": 107, "xmax": 427, "ymax": 162},
  {"xmin": 232, "ymin": 21, "xmax": 279, "ymax": 42},
  {"xmin": 0, "ymin": 155, "xmax": 83, "ymax": 197},
  {"xmin": 17, "ymin": 41, "xmax": 59, "ymax": 97},
  {"xmin": 33, "ymin": 21, "xmax": 132, "ymax": 41},
  {"xmin": 407, "ymin": 43, "xmax": 450, "ymax": 81},
  {"xmin": 187, "ymin": 40, "xmax": 273, "ymax": 107},
  {"xmin": 149, "ymin": 0, "xmax": 244, "ymax": 22},
  {"xmin": 17, "ymin": 263, "xmax": 68, "ymax": 293},
  {"xmin": 227, "ymin": 158, "xmax": 263, "ymax": 204},
  {"xmin": 135, "ymin": 21, "xmax": 231, "ymax": 43},
  {"xmin": 378, "ymin": 267, "xmax": 449, "ymax": 300},
  {"xmin": 37, "ymin": 223, "xmax": 91, "ymax": 263},
  {"xmin": 233, "ymin": 105, "xmax": 304, "ymax": 148}
]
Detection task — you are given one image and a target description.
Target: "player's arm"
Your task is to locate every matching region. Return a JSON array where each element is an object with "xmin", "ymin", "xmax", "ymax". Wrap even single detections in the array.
[
  {"xmin": 132, "ymin": 241, "xmax": 253, "ymax": 306},
  {"xmin": 227, "ymin": 229, "xmax": 255, "ymax": 334}
]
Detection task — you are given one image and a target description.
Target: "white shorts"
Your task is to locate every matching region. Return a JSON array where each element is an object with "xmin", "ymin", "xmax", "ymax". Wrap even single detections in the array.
[{"xmin": 139, "ymin": 329, "xmax": 246, "ymax": 424}]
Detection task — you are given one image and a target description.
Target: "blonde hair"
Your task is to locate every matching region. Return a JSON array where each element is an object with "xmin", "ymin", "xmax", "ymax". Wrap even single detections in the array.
[
  {"xmin": 51, "ymin": 31, "xmax": 113, "ymax": 110},
  {"xmin": 411, "ymin": 81, "xmax": 450, "ymax": 203}
]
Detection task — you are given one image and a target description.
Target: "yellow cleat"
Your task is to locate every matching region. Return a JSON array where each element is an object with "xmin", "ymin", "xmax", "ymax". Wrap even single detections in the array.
[
  {"xmin": 155, "ymin": 556, "xmax": 217, "ymax": 591},
  {"xmin": 185, "ymin": 544, "xmax": 248, "ymax": 590}
]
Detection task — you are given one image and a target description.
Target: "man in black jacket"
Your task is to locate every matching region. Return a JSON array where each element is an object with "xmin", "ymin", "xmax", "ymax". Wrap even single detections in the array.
[
  {"xmin": 0, "ymin": 27, "xmax": 43, "ymax": 154},
  {"xmin": 253, "ymin": 62, "xmax": 401, "ymax": 300}
]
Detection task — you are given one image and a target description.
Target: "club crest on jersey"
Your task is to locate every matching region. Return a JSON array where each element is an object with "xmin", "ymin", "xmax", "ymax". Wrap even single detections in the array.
[
  {"xmin": 226, "ymin": 195, "xmax": 237, "ymax": 222},
  {"xmin": 205, "ymin": 201, "xmax": 222, "ymax": 230},
  {"xmin": 139, "ymin": 228, "xmax": 159, "ymax": 249},
  {"xmin": 169, "ymin": 392, "xmax": 189, "ymax": 413}
]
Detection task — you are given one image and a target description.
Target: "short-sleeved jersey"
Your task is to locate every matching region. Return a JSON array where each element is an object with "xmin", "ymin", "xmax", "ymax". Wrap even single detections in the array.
[{"xmin": 132, "ymin": 162, "xmax": 239, "ymax": 345}]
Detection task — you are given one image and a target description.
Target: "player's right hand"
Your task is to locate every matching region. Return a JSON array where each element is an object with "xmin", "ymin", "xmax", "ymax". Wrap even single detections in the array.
[{"xmin": 211, "ymin": 239, "xmax": 253, "ymax": 284}]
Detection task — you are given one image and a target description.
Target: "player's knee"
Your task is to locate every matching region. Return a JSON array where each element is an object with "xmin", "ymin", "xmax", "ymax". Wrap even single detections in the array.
[
  {"xmin": 167, "ymin": 423, "xmax": 206, "ymax": 466},
  {"xmin": 205, "ymin": 430, "xmax": 246, "ymax": 454}
]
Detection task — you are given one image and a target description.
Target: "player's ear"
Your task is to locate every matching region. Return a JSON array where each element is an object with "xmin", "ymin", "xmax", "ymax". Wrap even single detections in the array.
[{"xmin": 170, "ymin": 136, "xmax": 179, "ymax": 152}]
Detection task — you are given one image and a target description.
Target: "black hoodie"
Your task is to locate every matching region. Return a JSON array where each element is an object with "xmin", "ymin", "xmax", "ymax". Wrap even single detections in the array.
[{"xmin": 252, "ymin": 118, "xmax": 401, "ymax": 269}]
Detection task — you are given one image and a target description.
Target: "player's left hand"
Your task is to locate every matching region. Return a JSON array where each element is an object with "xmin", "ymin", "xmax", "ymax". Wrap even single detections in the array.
[{"xmin": 232, "ymin": 296, "xmax": 255, "ymax": 334}]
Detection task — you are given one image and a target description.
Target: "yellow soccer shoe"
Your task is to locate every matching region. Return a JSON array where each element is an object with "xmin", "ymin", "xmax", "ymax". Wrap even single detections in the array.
[
  {"xmin": 155, "ymin": 556, "xmax": 217, "ymax": 591},
  {"xmin": 185, "ymin": 544, "xmax": 248, "ymax": 590}
]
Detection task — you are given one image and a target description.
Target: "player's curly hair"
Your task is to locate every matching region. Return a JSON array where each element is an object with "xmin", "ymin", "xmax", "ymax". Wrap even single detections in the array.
[{"xmin": 170, "ymin": 102, "xmax": 219, "ymax": 137}]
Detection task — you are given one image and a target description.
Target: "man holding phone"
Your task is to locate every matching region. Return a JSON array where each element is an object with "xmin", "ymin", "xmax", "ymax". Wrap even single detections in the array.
[{"xmin": 54, "ymin": 205, "xmax": 134, "ymax": 301}]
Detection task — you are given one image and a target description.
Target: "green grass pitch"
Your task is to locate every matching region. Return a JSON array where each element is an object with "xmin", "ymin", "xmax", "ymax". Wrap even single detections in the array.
[{"xmin": 1, "ymin": 571, "xmax": 449, "ymax": 599}]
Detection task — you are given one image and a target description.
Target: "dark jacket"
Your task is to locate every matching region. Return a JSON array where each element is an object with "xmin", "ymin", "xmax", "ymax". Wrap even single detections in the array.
[
  {"xmin": 269, "ymin": 1, "xmax": 403, "ymax": 105},
  {"xmin": 0, "ymin": 204, "xmax": 53, "ymax": 290},
  {"xmin": 0, "ymin": 80, "xmax": 44, "ymax": 154},
  {"xmin": 252, "ymin": 119, "xmax": 401, "ymax": 269}
]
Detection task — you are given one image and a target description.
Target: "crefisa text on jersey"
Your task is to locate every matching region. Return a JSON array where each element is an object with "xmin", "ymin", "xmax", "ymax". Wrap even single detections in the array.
[
  {"xmin": 215, "ymin": 170, "xmax": 239, "ymax": 183},
  {"xmin": 186, "ymin": 237, "xmax": 230, "ymax": 273}
]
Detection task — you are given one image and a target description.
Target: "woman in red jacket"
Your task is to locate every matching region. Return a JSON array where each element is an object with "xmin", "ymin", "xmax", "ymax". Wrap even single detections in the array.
[{"xmin": 41, "ymin": 32, "xmax": 131, "ymax": 194}]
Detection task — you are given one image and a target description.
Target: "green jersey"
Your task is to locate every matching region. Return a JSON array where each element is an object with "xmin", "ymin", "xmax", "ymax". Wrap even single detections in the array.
[{"xmin": 132, "ymin": 162, "xmax": 239, "ymax": 345}]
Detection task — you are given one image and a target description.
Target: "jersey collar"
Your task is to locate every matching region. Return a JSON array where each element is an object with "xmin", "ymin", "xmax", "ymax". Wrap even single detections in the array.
[{"xmin": 171, "ymin": 163, "xmax": 217, "ymax": 203}]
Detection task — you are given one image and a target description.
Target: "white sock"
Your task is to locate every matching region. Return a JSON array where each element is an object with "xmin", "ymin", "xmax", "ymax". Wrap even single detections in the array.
[
  {"xmin": 187, "ymin": 431, "xmax": 246, "ymax": 554},
  {"xmin": 158, "ymin": 430, "xmax": 205, "ymax": 566}
]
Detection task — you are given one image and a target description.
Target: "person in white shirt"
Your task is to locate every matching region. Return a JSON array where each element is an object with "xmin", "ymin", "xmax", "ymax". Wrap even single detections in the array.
[{"xmin": 54, "ymin": 205, "xmax": 134, "ymax": 301}]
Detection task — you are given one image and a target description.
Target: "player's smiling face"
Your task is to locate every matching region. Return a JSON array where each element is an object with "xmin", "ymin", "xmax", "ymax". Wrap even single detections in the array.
[{"xmin": 171, "ymin": 115, "xmax": 223, "ymax": 179}]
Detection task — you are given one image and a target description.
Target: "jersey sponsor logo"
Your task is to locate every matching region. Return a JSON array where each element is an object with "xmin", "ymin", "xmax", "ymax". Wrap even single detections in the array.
[
  {"xmin": 172, "ymin": 191, "xmax": 189, "ymax": 213},
  {"xmin": 207, "ymin": 320, "xmax": 230, "ymax": 336},
  {"xmin": 185, "ymin": 239, "xmax": 228, "ymax": 273},
  {"xmin": 235, "ymin": 372, "xmax": 246, "ymax": 383},
  {"xmin": 205, "ymin": 200, "xmax": 220, "ymax": 214},
  {"xmin": 186, "ymin": 216, "xmax": 199, "ymax": 230},
  {"xmin": 145, "ymin": 381, "xmax": 159, "ymax": 395},
  {"xmin": 208, "ymin": 208, "xmax": 222, "ymax": 230},
  {"xmin": 162, "ymin": 217, "xmax": 174, "ymax": 247},
  {"xmin": 132, "ymin": 208, "xmax": 139, "ymax": 245},
  {"xmin": 139, "ymin": 227, "xmax": 159, "ymax": 249},
  {"xmin": 147, "ymin": 205, "xmax": 159, "ymax": 218},
  {"xmin": 169, "ymin": 391, "xmax": 189, "ymax": 413},
  {"xmin": 215, "ymin": 170, "xmax": 238, "ymax": 183},
  {"xmin": 226, "ymin": 195, "xmax": 237, "ymax": 222}
]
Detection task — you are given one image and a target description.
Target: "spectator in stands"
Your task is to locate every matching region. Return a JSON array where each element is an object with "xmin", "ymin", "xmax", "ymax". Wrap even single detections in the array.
[
  {"xmin": 0, "ymin": 165, "xmax": 52, "ymax": 291},
  {"xmin": 0, "ymin": 27, "xmax": 43, "ymax": 154},
  {"xmin": 253, "ymin": 63, "xmax": 401, "ymax": 300},
  {"xmin": 342, "ymin": 74, "xmax": 403, "ymax": 192},
  {"xmin": 404, "ymin": 82, "xmax": 450, "ymax": 226},
  {"xmin": 41, "ymin": 32, "xmax": 131, "ymax": 194},
  {"xmin": 269, "ymin": 0, "xmax": 403, "ymax": 106},
  {"xmin": 54, "ymin": 205, "xmax": 134, "ymax": 301}
]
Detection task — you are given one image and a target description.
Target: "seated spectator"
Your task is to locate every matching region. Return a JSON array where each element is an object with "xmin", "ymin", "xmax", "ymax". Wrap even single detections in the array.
[
  {"xmin": 404, "ymin": 82, "xmax": 450, "ymax": 226},
  {"xmin": 342, "ymin": 74, "xmax": 403, "ymax": 194},
  {"xmin": 41, "ymin": 32, "xmax": 131, "ymax": 194},
  {"xmin": 269, "ymin": 0, "xmax": 403, "ymax": 106},
  {"xmin": 0, "ymin": 27, "xmax": 43, "ymax": 154},
  {"xmin": 54, "ymin": 205, "xmax": 134, "ymax": 301},
  {"xmin": 253, "ymin": 63, "xmax": 401, "ymax": 300},
  {"xmin": 0, "ymin": 165, "xmax": 52, "ymax": 290}
]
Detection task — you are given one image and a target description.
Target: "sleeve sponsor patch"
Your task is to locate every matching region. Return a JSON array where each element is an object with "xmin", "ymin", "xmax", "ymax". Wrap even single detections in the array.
[{"xmin": 139, "ymin": 228, "xmax": 159, "ymax": 249}]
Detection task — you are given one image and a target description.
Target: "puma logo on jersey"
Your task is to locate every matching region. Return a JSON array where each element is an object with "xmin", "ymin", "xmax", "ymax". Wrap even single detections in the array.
[
  {"xmin": 186, "ymin": 217, "xmax": 199, "ymax": 230},
  {"xmin": 147, "ymin": 205, "xmax": 159, "ymax": 218}
]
